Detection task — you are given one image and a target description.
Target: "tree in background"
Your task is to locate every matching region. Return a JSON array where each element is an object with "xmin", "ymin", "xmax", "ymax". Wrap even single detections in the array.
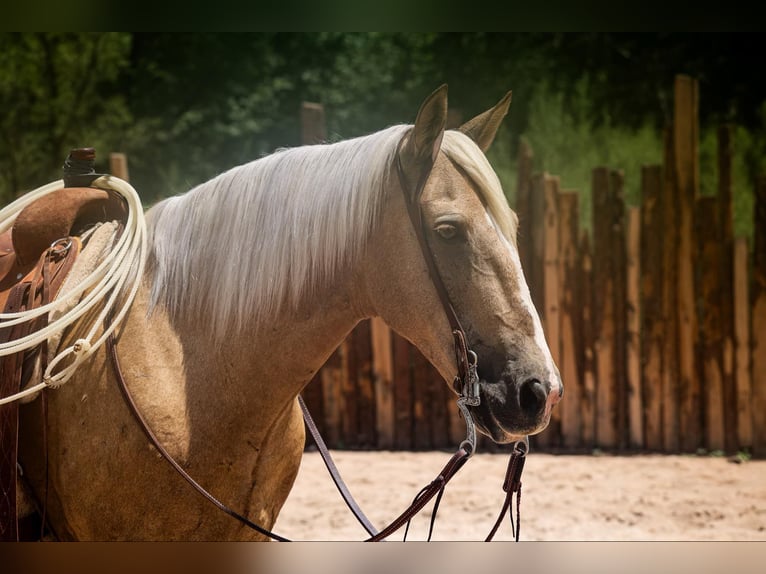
[
  {"xmin": 0, "ymin": 33, "xmax": 131, "ymax": 201},
  {"xmin": 2, "ymin": 33, "xmax": 764, "ymax": 207}
]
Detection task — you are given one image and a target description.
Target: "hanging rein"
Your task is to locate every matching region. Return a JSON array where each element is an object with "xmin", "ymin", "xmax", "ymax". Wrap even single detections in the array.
[{"xmin": 107, "ymin": 138, "xmax": 530, "ymax": 541}]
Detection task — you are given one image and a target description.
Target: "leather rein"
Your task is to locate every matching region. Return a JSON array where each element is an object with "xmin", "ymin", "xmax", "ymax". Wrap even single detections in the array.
[{"xmin": 105, "ymin": 135, "xmax": 529, "ymax": 541}]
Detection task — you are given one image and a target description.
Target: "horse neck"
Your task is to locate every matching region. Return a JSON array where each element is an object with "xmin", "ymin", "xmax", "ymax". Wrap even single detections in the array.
[{"xmin": 168, "ymin": 272, "xmax": 365, "ymax": 445}]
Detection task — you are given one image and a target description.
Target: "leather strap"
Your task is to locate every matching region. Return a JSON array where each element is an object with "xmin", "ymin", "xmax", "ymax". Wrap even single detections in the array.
[
  {"xmin": 395, "ymin": 149, "xmax": 474, "ymax": 392},
  {"xmin": 367, "ymin": 448, "xmax": 470, "ymax": 541},
  {"xmin": 105, "ymin": 324, "xmax": 290, "ymax": 541},
  {"xmin": 0, "ymin": 238, "xmax": 80, "ymax": 541},
  {"xmin": 0, "ymin": 283, "xmax": 30, "ymax": 541},
  {"xmin": 298, "ymin": 395, "xmax": 378, "ymax": 537},
  {"xmin": 485, "ymin": 438, "xmax": 527, "ymax": 541}
]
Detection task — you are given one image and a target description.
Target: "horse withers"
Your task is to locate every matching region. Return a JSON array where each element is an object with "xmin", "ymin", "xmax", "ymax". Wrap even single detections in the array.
[{"xmin": 17, "ymin": 85, "xmax": 561, "ymax": 540}]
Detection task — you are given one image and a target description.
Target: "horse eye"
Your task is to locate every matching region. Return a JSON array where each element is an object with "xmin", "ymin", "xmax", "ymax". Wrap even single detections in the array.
[{"xmin": 434, "ymin": 223, "xmax": 459, "ymax": 241}]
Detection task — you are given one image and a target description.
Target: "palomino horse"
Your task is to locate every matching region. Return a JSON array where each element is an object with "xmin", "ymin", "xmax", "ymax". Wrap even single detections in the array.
[{"xmin": 17, "ymin": 85, "xmax": 562, "ymax": 540}]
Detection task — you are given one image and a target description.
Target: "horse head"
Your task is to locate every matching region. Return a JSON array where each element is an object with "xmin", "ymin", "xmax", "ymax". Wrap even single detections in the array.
[{"xmin": 364, "ymin": 86, "xmax": 563, "ymax": 444}]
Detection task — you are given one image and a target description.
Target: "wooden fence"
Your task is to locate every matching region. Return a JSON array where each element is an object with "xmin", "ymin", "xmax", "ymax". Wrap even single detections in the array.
[{"xmin": 298, "ymin": 75, "xmax": 766, "ymax": 456}]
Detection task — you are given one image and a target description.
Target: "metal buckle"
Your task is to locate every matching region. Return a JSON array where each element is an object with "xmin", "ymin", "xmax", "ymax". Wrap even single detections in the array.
[
  {"xmin": 463, "ymin": 350, "xmax": 480, "ymax": 406},
  {"xmin": 456, "ymin": 349, "xmax": 481, "ymax": 456},
  {"xmin": 457, "ymin": 397, "xmax": 477, "ymax": 457},
  {"xmin": 49, "ymin": 237, "xmax": 72, "ymax": 257}
]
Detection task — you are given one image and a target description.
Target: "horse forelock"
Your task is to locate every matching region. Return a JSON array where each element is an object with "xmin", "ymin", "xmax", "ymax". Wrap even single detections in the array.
[
  {"xmin": 441, "ymin": 130, "xmax": 518, "ymax": 242},
  {"xmin": 147, "ymin": 124, "xmax": 410, "ymax": 339}
]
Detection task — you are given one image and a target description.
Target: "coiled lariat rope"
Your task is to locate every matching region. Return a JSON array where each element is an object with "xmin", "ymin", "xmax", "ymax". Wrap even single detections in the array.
[{"xmin": 0, "ymin": 175, "xmax": 147, "ymax": 405}]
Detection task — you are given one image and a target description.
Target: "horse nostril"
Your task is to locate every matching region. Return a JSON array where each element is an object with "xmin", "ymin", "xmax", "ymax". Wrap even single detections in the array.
[{"xmin": 519, "ymin": 379, "xmax": 547, "ymax": 417}]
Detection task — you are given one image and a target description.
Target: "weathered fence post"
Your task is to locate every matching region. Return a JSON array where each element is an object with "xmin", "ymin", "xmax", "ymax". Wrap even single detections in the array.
[
  {"xmin": 696, "ymin": 196, "xmax": 726, "ymax": 451},
  {"xmin": 109, "ymin": 153, "xmax": 129, "ymax": 181},
  {"xmin": 578, "ymin": 232, "xmax": 596, "ymax": 448},
  {"xmin": 371, "ymin": 317, "xmax": 394, "ymax": 449},
  {"xmin": 539, "ymin": 174, "xmax": 561, "ymax": 447},
  {"xmin": 661, "ymin": 127, "xmax": 680, "ymax": 452},
  {"xmin": 301, "ymin": 102, "xmax": 327, "ymax": 145},
  {"xmin": 626, "ymin": 205, "xmax": 643, "ymax": 448},
  {"xmin": 558, "ymin": 191, "xmax": 581, "ymax": 448},
  {"xmin": 717, "ymin": 124, "xmax": 738, "ymax": 453},
  {"xmin": 752, "ymin": 176, "xmax": 766, "ymax": 456},
  {"xmin": 592, "ymin": 167, "xmax": 626, "ymax": 449},
  {"xmin": 393, "ymin": 333, "xmax": 413, "ymax": 449},
  {"xmin": 640, "ymin": 165, "xmax": 664, "ymax": 451},
  {"xmin": 673, "ymin": 75, "xmax": 701, "ymax": 452},
  {"xmin": 733, "ymin": 237, "xmax": 753, "ymax": 451},
  {"xmin": 350, "ymin": 320, "xmax": 375, "ymax": 447},
  {"xmin": 516, "ymin": 140, "xmax": 534, "ymax": 287},
  {"xmin": 528, "ymin": 173, "xmax": 547, "ymax": 313},
  {"xmin": 611, "ymin": 170, "xmax": 628, "ymax": 449}
]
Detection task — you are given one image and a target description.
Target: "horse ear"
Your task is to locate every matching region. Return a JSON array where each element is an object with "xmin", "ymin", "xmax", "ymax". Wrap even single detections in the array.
[
  {"xmin": 458, "ymin": 90, "xmax": 512, "ymax": 152},
  {"xmin": 401, "ymin": 84, "xmax": 448, "ymax": 171}
]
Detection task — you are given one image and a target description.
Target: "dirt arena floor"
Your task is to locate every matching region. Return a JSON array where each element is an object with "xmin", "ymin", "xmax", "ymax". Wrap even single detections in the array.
[{"xmin": 274, "ymin": 450, "xmax": 766, "ymax": 541}]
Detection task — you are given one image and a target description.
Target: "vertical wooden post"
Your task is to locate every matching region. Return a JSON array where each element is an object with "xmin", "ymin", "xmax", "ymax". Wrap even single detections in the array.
[
  {"xmin": 696, "ymin": 196, "xmax": 725, "ymax": 451},
  {"xmin": 592, "ymin": 167, "xmax": 617, "ymax": 449},
  {"xmin": 301, "ymin": 102, "xmax": 327, "ymax": 145},
  {"xmin": 673, "ymin": 75, "xmax": 701, "ymax": 452},
  {"xmin": 537, "ymin": 174, "xmax": 561, "ymax": 447},
  {"xmin": 429, "ymin": 365, "xmax": 450, "ymax": 449},
  {"xmin": 411, "ymin": 345, "xmax": 433, "ymax": 449},
  {"xmin": 354, "ymin": 320, "xmax": 376, "ymax": 447},
  {"xmin": 717, "ymin": 124, "xmax": 738, "ymax": 453},
  {"xmin": 370, "ymin": 317, "xmax": 394, "ymax": 449},
  {"xmin": 529, "ymin": 173, "xmax": 547, "ymax": 313},
  {"xmin": 320, "ymin": 347, "xmax": 346, "ymax": 447},
  {"xmin": 516, "ymin": 140, "xmax": 534, "ymax": 283},
  {"xmin": 109, "ymin": 153, "xmax": 129, "ymax": 181},
  {"xmin": 610, "ymin": 170, "xmax": 628, "ymax": 449},
  {"xmin": 302, "ymin": 371, "xmax": 326, "ymax": 440},
  {"xmin": 543, "ymin": 175, "xmax": 561, "ymax": 365},
  {"xmin": 751, "ymin": 176, "xmax": 766, "ymax": 456},
  {"xmin": 733, "ymin": 237, "xmax": 753, "ymax": 450},
  {"xmin": 393, "ymin": 333, "xmax": 413, "ymax": 449},
  {"xmin": 626, "ymin": 206, "xmax": 643, "ymax": 448},
  {"xmin": 342, "ymin": 330, "xmax": 360, "ymax": 446},
  {"xmin": 558, "ymin": 191, "xmax": 581, "ymax": 448},
  {"xmin": 661, "ymin": 127, "xmax": 680, "ymax": 452},
  {"xmin": 587, "ymin": 167, "xmax": 627, "ymax": 450},
  {"xmin": 446, "ymin": 109, "xmax": 463, "ymax": 130},
  {"xmin": 578, "ymin": 232, "xmax": 596, "ymax": 448},
  {"xmin": 640, "ymin": 165, "xmax": 665, "ymax": 451}
]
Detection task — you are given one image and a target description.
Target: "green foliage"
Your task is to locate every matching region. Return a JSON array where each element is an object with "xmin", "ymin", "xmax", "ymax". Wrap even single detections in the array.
[
  {"xmin": 509, "ymin": 78, "xmax": 759, "ymax": 240},
  {"xmin": 1, "ymin": 31, "xmax": 765, "ymax": 239},
  {"xmin": 0, "ymin": 33, "xmax": 132, "ymax": 202},
  {"xmin": 515, "ymin": 79, "xmax": 661, "ymax": 230}
]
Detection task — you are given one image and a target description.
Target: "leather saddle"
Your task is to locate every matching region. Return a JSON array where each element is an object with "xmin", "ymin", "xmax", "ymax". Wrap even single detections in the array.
[{"xmin": 0, "ymin": 185, "xmax": 127, "ymax": 541}]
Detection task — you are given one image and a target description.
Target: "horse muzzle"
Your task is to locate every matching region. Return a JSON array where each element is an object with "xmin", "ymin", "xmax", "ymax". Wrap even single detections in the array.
[{"xmin": 470, "ymin": 369, "xmax": 563, "ymax": 444}]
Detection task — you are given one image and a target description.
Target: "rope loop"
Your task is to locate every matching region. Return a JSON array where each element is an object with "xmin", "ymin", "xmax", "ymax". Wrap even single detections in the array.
[{"xmin": 0, "ymin": 175, "xmax": 147, "ymax": 406}]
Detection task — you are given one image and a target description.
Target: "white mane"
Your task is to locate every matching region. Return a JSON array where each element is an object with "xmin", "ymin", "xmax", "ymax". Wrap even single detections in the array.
[{"xmin": 147, "ymin": 125, "xmax": 515, "ymax": 339}]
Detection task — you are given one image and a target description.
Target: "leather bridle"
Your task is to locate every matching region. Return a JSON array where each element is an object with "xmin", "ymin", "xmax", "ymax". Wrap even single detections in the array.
[
  {"xmin": 394, "ymin": 138, "xmax": 482, "ymax": 451},
  {"xmin": 105, "ymin": 131, "xmax": 529, "ymax": 542}
]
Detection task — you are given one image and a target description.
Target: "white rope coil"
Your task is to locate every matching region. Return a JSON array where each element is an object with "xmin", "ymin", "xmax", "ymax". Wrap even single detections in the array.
[{"xmin": 0, "ymin": 175, "xmax": 147, "ymax": 405}]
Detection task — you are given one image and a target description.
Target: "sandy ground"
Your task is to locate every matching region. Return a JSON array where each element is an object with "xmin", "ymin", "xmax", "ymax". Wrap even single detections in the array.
[{"xmin": 274, "ymin": 449, "xmax": 766, "ymax": 541}]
